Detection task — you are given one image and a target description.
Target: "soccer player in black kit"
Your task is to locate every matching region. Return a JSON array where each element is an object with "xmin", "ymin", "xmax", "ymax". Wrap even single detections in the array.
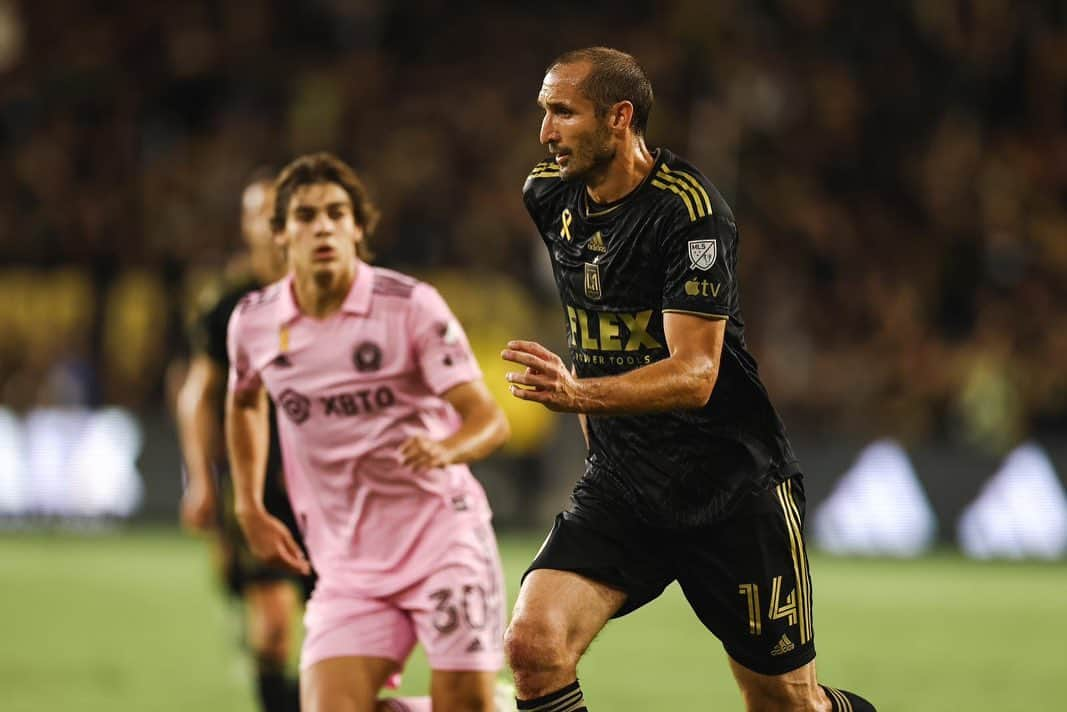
[
  {"xmin": 501, "ymin": 48, "xmax": 875, "ymax": 712},
  {"xmin": 176, "ymin": 174, "xmax": 314, "ymax": 712}
]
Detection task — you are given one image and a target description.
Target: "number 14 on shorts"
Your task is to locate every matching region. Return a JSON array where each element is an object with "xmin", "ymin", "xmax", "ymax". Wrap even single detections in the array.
[{"xmin": 737, "ymin": 576, "xmax": 798, "ymax": 636}]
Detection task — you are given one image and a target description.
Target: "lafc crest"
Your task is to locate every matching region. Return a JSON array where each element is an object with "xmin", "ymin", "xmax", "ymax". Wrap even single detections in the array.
[
  {"xmin": 584, "ymin": 262, "xmax": 602, "ymax": 300},
  {"xmin": 688, "ymin": 239, "xmax": 717, "ymax": 271}
]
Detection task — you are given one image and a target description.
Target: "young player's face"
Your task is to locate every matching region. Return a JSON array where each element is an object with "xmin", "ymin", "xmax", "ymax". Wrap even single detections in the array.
[
  {"xmin": 538, "ymin": 62, "xmax": 615, "ymax": 181},
  {"xmin": 277, "ymin": 182, "xmax": 364, "ymax": 283}
]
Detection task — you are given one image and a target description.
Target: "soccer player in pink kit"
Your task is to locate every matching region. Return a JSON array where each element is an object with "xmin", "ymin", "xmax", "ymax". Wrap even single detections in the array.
[{"xmin": 226, "ymin": 152, "xmax": 511, "ymax": 712}]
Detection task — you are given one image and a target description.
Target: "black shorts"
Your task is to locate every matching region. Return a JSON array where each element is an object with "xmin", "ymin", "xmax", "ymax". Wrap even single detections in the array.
[
  {"xmin": 218, "ymin": 471, "xmax": 316, "ymax": 600},
  {"xmin": 526, "ymin": 474, "xmax": 815, "ymax": 676}
]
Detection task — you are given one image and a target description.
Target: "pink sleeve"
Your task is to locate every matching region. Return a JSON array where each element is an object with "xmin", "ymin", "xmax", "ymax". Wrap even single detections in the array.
[
  {"xmin": 410, "ymin": 283, "xmax": 481, "ymax": 396},
  {"xmin": 226, "ymin": 303, "xmax": 263, "ymax": 395}
]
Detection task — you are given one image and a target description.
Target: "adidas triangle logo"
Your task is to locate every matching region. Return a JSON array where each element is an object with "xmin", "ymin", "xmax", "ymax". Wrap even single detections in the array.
[
  {"xmin": 959, "ymin": 442, "xmax": 1067, "ymax": 559},
  {"xmin": 770, "ymin": 634, "xmax": 795, "ymax": 656},
  {"xmin": 588, "ymin": 231, "xmax": 606, "ymax": 252},
  {"xmin": 812, "ymin": 438, "xmax": 936, "ymax": 556},
  {"xmin": 466, "ymin": 638, "xmax": 483, "ymax": 653}
]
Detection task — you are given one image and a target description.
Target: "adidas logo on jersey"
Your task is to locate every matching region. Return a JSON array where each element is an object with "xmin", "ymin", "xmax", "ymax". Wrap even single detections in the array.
[
  {"xmin": 272, "ymin": 354, "xmax": 293, "ymax": 368},
  {"xmin": 588, "ymin": 231, "xmax": 606, "ymax": 253},
  {"xmin": 770, "ymin": 634, "xmax": 795, "ymax": 656},
  {"xmin": 466, "ymin": 638, "xmax": 484, "ymax": 653}
]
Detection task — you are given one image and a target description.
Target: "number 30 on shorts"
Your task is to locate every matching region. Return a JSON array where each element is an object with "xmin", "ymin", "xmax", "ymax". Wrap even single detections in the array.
[{"xmin": 429, "ymin": 585, "xmax": 489, "ymax": 634}]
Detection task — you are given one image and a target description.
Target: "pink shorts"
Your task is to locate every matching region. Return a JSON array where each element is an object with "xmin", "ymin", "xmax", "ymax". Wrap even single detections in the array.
[{"xmin": 301, "ymin": 519, "xmax": 505, "ymax": 673}]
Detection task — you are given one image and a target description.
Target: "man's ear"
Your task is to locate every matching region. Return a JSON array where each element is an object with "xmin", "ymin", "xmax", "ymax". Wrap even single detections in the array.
[{"xmin": 611, "ymin": 101, "xmax": 635, "ymax": 132}]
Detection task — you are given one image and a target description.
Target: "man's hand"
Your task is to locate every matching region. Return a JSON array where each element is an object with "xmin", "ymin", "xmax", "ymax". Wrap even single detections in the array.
[
  {"xmin": 180, "ymin": 482, "xmax": 218, "ymax": 533},
  {"xmin": 235, "ymin": 506, "xmax": 311, "ymax": 575},
  {"xmin": 400, "ymin": 435, "xmax": 453, "ymax": 470},
  {"xmin": 501, "ymin": 340, "xmax": 583, "ymax": 412}
]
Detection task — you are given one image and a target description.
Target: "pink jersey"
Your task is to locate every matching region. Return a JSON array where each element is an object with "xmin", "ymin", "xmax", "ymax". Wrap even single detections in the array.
[{"xmin": 227, "ymin": 264, "xmax": 492, "ymax": 594}]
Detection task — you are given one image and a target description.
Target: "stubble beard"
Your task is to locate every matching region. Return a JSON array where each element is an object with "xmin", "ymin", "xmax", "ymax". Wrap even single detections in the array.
[{"xmin": 560, "ymin": 123, "xmax": 616, "ymax": 186}]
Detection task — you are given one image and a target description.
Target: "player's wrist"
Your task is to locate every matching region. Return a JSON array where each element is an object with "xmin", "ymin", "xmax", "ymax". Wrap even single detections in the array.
[{"xmin": 234, "ymin": 499, "xmax": 267, "ymax": 521}]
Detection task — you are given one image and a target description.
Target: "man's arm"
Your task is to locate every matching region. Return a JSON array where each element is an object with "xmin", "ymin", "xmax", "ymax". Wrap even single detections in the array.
[
  {"xmin": 175, "ymin": 355, "xmax": 224, "ymax": 531},
  {"xmin": 573, "ymin": 364, "xmax": 589, "ymax": 447},
  {"xmin": 502, "ymin": 311, "xmax": 726, "ymax": 414},
  {"xmin": 400, "ymin": 380, "xmax": 511, "ymax": 470},
  {"xmin": 225, "ymin": 385, "xmax": 309, "ymax": 574}
]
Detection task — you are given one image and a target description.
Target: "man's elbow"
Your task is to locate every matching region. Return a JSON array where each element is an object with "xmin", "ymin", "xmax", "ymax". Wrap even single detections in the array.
[
  {"xmin": 685, "ymin": 356, "xmax": 718, "ymax": 408},
  {"xmin": 490, "ymin": 404, "xmax": 512, "ymax": 449},
  {"xmin": 176, "ymin": 381, "xmax": 201, "ymax": 425}
]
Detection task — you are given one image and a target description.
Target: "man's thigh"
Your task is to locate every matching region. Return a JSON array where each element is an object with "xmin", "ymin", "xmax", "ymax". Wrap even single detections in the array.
[
  {"xmin": 526, "ymin": 509, "xmax": 675, "ymax": 618},
  {"xmin": 244, "ymin": 579, "xmax": 300, "ymax": 657},
  {"xmin": 675, "ymin": 476, "xmax": 816, "ymax": 676},
  {"xmin": 302, "ymin": 655, "xmax": 397, "ymax": 712},
  {"xmin": 511, "ymin": 568, "xmax": 626, "ymax": 654}
]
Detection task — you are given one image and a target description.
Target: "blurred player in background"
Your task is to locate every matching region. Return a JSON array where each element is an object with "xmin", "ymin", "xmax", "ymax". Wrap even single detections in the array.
[
  {"xmin": 176, "ymin": 172, "xmax": 313, "ymax": 712},
  {"xmin": 502, "ymin": 48, "xmax": 876, "ymax": 711},
  {"xmin": 226, "ymin": 152, "xmax": 512, "ymax": 712}
]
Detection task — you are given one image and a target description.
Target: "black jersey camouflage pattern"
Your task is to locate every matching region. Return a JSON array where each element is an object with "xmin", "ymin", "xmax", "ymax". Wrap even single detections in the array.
[{"xmin": 522, "ymin": 149, "xmax": 800, "ymax": 527}]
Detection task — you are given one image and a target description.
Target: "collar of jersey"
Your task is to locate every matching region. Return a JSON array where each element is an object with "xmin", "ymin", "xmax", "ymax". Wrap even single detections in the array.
[
  {"xmin": 276, "ymin": 261, "xmax": 374, "ymax": 324},
  {"xmin": 582, "ymin": 148, "xmax": 667, "ymax": 219}
]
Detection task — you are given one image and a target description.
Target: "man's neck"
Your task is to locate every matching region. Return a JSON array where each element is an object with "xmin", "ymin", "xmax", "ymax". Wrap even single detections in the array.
[
  {"xmin": 292, "ymin": 263, "xmax": 357, "ymax": 319},
  {"xmin": 585, "ymin": 139, "xmax": 655, "ymax": 205}
]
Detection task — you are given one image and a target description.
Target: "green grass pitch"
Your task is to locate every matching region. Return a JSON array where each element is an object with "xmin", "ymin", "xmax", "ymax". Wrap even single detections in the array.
[{"xmin": 1, "ymin": 528, "xmax": 1064, "ymax": 711}]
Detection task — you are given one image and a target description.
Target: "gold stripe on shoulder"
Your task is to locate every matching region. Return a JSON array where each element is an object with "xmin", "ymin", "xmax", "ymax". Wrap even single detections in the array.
[
  {"xmin": 662, "ymin": 164, "xmax": 713, "ymax": 216},
  {"xmin": 651, "ymin": 178, "xmax": 697, "ymax": 221},
  {"xmin": 655, "ymin": 169, "xmax": 705, "ymax": 220},
  {"xmin": 527, "ymin": 161, "xmax": 561, "ymax": 180}
]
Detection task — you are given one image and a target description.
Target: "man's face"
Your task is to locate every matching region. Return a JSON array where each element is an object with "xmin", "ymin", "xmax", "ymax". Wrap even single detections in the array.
[
  {"xmin": 242, "ymin": 182, "xmax": 285, "ymax": 282},
  {"xmin": 538, "ymin": 62, "xmax": 615, "ymax": 181},
  {"xmin": 276, "ymin": 182, "xmax": 363, "ymax": 282}
]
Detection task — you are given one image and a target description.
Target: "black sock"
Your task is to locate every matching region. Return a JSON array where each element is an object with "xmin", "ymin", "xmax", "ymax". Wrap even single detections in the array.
[
  {"xmin": 517, "ymin": 679, "xmax": 588, "ymax": 711},
  {"xmin": 822, "ymin": 685, "xmax": 876, "ymax": 712},
  {"xmin": 255, "ymin": 660, "xmax": 300, "ymax": 712}
]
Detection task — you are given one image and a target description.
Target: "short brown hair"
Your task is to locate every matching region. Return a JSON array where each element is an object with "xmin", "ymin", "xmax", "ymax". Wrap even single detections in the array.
[
  {"xmin": 272, "ymin": 152, "xmax": 381, "ymax": 260},
  {"xmin": 548, "ymin": 47, "xmax": 654, "ymax": 136}
]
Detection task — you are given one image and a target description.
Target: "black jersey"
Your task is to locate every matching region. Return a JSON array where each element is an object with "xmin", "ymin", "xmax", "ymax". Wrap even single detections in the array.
[
  {"xmin": 522, "ymin": 149, "xmax": 800, "ymax": 527},
  {"xmin": 189, "ymin": 275, "xmax": 284, "ymax": 481}
]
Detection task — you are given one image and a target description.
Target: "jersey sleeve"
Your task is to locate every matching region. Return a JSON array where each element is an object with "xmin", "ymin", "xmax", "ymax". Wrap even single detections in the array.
[
  {"xmin": 522, "ymin": 160, "xmax": 562, "ymax": 233},
  {"xmin": 410, "ymin": 283, "xmax": 482, "ymax": 396},
  {"xmin": 660, "ymin": 214, "xmax": 736, "ymax": 318},
  {"xmin": 226, "ymin": 302, "xmax": 263, "ymax": 396}
]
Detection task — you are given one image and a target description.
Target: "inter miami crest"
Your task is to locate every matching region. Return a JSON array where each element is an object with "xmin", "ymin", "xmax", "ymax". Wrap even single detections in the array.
[
  {"xmin": 688, "ymin": 239, "xmax": 717, "ymax": 271},
  {"xmin": 278, "ymin": 389, "xmax": 311, "ymax": 424},
  {"xmin": 353, "ymin": 341, "xmax": 382, "ymax": 372}
]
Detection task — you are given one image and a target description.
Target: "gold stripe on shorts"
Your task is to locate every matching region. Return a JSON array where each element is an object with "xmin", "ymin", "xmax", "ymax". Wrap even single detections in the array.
[{"xmin": 775, "ymin": 481, "xmax": 812, "ymax": 644}]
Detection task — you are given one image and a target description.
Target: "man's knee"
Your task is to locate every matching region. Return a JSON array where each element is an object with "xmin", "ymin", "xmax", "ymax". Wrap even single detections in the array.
[
  {"xmin": 504, "ymin": 615, "xmax": 577, "ymax": 676},
  {"xmin": 246, "ymin": 585, "xmax": 295, "ymax": 662}
]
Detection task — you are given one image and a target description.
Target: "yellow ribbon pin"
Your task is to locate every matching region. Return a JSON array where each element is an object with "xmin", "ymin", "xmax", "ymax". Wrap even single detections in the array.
[{"xmin": 561, "ymin": 209, "xmax": 573, "ymax": 241}]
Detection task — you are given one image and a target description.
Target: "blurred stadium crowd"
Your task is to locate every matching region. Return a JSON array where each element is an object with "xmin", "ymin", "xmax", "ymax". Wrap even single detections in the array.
[{"xmin": 1, "ymin": 0, "xmax": 1066, "ymax": 456}]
